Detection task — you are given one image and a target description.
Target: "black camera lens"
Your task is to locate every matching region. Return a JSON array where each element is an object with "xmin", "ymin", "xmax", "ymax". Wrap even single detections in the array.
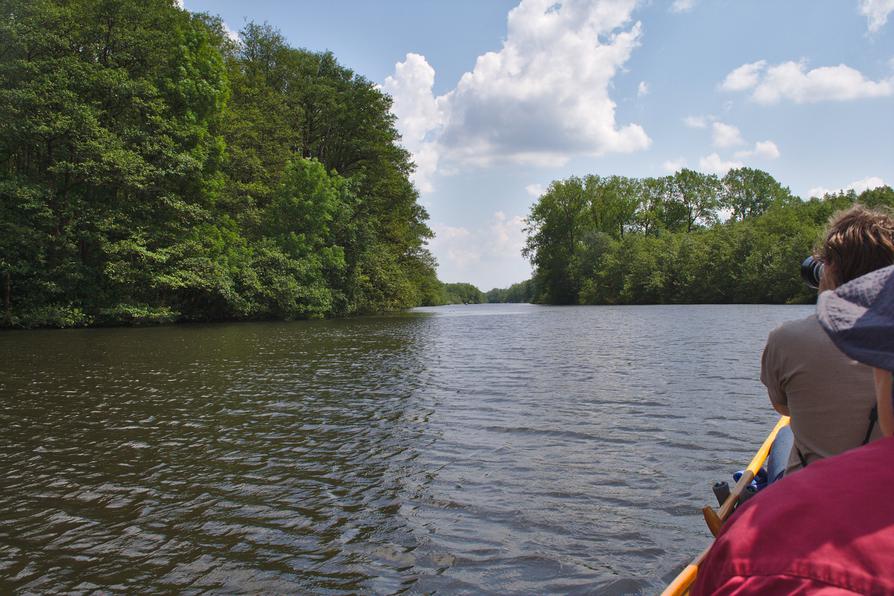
[{"xmin": 800, "ymin": 256, "xmax": 824, "ymax": 289}]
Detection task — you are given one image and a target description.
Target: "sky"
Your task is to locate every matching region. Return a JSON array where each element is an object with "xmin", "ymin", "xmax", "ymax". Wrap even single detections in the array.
[{"xmin": 181, "ymin": 0, "xmax": 894, "ymax": 290}]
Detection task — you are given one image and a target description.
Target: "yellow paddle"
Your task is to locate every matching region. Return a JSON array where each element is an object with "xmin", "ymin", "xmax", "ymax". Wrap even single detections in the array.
[
  {"xmin": 660, "ymin": 416, "xmax": 790, "ymax": 596},
  {"xmin": 703, "ymin": 416, "xmax": 790, "ymax": 536}
]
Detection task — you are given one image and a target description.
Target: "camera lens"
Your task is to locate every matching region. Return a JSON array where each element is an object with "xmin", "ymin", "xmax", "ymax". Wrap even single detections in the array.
[{"xmin": 800, "ymin": 256, "xmax": 824, "ymax": 289}]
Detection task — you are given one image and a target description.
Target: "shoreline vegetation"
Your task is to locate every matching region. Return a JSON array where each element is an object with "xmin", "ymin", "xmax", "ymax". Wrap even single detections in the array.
[
  {"xmin": 3, "ymin": 2, "xmax": 893, "ymax": 328},
  {"xmin": 450, "ymin": 180, "xmax": 894, "ymax": 307},
  {"xmin": 509, "ymin": 174, "xmax": 894, "ymax": 306},
  {"xmin": 2, "ymin": 1, "xmax": 443, "ymax": 329}
]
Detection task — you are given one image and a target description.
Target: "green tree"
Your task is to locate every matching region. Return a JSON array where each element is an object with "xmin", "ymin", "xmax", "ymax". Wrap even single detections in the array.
[
  {"xmin": 669, "ymin": 169, "xmax": 721, "ymax": 232},
  {"xmin": 0, "ymin": 4, "xmax": 440, "ymax": 327},
  {"xmin": 721, "ymin": 167, "xmax": 794, "ymax": 221},
  {"xmin": 523, "ymin": 178, "xmax": 589, "ymax": 304}
]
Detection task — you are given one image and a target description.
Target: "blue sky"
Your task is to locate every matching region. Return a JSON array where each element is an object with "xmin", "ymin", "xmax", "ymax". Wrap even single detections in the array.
[{"xmin": 182, "ymin": 0, "xmax": 894, "ymax": 290}]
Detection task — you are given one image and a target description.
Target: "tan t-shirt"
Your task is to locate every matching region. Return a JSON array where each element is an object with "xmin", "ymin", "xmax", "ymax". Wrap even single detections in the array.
[{"xmin": 761, "ymin": 315, "xmax": 880, "ymax": 475}]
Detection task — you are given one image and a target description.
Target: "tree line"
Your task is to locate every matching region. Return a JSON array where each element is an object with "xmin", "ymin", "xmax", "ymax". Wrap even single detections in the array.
[
  {"xmin": 518, "ymin": 168, "xmax": 894, "ymax": 305},
  {"xmin": 0, "ymin": 0, "xmax": 442, "ymax": 328}
]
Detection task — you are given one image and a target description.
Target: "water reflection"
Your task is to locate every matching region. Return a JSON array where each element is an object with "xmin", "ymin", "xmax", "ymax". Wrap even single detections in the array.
[{"xmin": 0, "ymin": 304, "xmax": 812, "ymax": 594}]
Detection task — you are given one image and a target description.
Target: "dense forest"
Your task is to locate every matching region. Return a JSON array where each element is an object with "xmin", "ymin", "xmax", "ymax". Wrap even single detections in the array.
[
  {"xmin": 486, "ymin": 279, "xmax": 536, "ymax": 303},
  {"xmin": 437, "ymin": 282, "xmax": 485, "ymax": 305},
  {"xmin": 0, "ymin": 0, "xmax": 443, "ymax": 328},
  {"xmin": 519, "ymin": 169, "xmax": 894, "ymax": 305}
]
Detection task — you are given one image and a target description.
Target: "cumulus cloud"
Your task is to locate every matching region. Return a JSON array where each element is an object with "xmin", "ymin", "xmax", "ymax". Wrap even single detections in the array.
[
  {"xmin": 720, "ymin": 60, "xmax": 767, "ymax": 92},
  {"xmin": 662, "ymin": 157, "xmax": 687, "ymax": 173},
  {"xmin": 699, "ymin": 153, "xmax": 743, "ymax": 175},
  {"xmin": 721, "ymin": 60, "xmax": 894, "ymax": 104},
  {"xmin": 382, "ymin": 53, "xmax": 446, "ymax": 193},
  {"xmin": 808, "ymin": 176, "xmax": 887, "ymax": 198},
  {"xmin": 683, "ymin": 115, "xmax": 710, "ymax": 128},
  {"xmin": 440, "ymin": 0, "xmax": 650, "ymax": 165},
  {"xmin": 429, "ymin": 213, "xmax": 532, "ymax": 288},
  {"xmin": 735, "ymin": 140, "xmax": 781, "ymax": 160},
  {"xmin": 685, "ymin": 115, "xmax": 778, "ymax": 168},
  {"xmin": 174, "ymin": 0, "xmax": 184, "ymax": 7},
  {"xmin": 383, "ymin": 0, "xmax": 650, "ymax": 192},
  {"xmin": 712, "ymin": 122, "xmax": 745, "ymax": 148},
  {"xmin": 754, "ymin": 140, "xmax": 781, "ymax": 159},
  {"xmin": 525, "ymin": 183, "xmax": 546, "ymax": 197},
  {"xmin": 637, "ymin": 81, "xmax": 650, "ymax": 97},
  {"xmin": 670, "ymin": 0, "xmax": 696, "ymax": 13},
  {"xmin": 490, "ymin": 211, "xmax": 528, "ymax": 257},
  {"xmin": 859, "ymin": 0, "xmax": 894, "ymax": 32},
  {"xmin": 429, "ymin": 224, "xmax": 479, "ymax": 268}
]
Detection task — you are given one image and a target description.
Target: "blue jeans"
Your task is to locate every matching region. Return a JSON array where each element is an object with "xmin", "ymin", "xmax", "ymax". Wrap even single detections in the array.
[{"xmin": 766, "ymin": 425, "xmax": 794, "ymax": 484}]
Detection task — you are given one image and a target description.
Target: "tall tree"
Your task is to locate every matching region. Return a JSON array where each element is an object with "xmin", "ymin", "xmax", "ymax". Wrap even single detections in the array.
[
  {"xmin": 721, "ymin": 167, "xmax": 793, "ymax": 221},
  {"xmin": 523, "ymin": 178, "xmax": 589, "ymax": 304},
  {"xmin": 669, "ymin": 169, "xmax": 721, "ymax": 232}
]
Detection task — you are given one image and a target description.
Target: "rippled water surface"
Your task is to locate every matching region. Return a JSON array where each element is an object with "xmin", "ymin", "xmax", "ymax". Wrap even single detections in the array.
[{"xmin": 0, "ymin": 304, "xmax": 813, "ymax": 594}]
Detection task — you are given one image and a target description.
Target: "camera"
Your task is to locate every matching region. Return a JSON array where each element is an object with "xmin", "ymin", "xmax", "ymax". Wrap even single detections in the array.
[{"xmin": 800, "ymin": 256, "xmax": 825, "ymax": 289}]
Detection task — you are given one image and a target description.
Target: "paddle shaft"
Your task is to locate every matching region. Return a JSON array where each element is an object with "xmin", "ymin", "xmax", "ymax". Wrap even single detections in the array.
[
  {"xmin": 716, "ymin": 416, "xmax": 789, "ymax": 522},
  {"xmin": 664, "ymin": 416, "xmax": 793, "ymax": 595},
  {"xmin": 660, "ymin": 545, "xmax": 711, "ymax": 596}
]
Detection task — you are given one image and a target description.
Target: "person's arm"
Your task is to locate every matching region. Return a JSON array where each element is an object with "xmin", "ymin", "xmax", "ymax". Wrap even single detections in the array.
[{"xmin": 761, "ymin": 329, "xmax": 790, "ymax": 416}]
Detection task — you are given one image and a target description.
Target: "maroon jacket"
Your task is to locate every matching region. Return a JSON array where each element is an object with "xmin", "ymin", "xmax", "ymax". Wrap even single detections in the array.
[{"xmin": 693, "ymin": 436, "xmax": 894, "ymax": 595}]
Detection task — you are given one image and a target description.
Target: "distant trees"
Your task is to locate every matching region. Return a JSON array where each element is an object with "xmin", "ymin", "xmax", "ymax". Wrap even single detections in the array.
[
  {"xmin": 521, "ymin": 166, "xmax": 894, "ymax": 305},
  {"xmin": 439, "ymin": 283, "xmax": 486, "ymax": 305},
  {"xmin": 0, "ymin": 0, "xmax": 440, "ymax": 327},
  {"xmin": 486, "ymin": 279, "xmax": 537, "ymax": 303}
]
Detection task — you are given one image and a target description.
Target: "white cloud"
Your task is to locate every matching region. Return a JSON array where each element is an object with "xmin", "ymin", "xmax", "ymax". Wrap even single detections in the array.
[
  {"xmin": 722, "ymin": 60, "xmax": 894, "ymax": 104},
  {"xmin": 720, "ymin": 60, "xmax": 767, "ymax": 92},
  {"xmin": 384, "ymin": 0, "xmax": 650, "ymax": 188},
  {"xmin": 662, "ymin": 157, "xmax": 687, "ymax": 173},
  {"xmin": 712, "ymin": 122, "xmax": 745, "ymax": 148},
  {"xmin": 670, "ymin": 0, "xmax": 696, "ymax": 13},
  {"xmin": 753, "ymin": 140, "xmax": 780, "ymax": 159},
  {"xmin": 174, "ymin": 0, "xmax": 184, "ymax": 7},
  {"xmin": 699, "ymin": 153, "xmax": 743, "ymax": 175},
  {"xmin": 490, "ymin": 211, "xmax": 528, "ymax": 257},
  {"xmin": 429, "ymin": 224, "xmax": 479, "ymax": 268},
  {"xmin": 859, "ymin": 0, "xmax": 894, "ymax": 32},
  {"xmin": 429, "ymin": 213, "xmax": 532, "ymax": 288},
  {"xmin": 808, "ymin": 176, "xmax": 887, "ymax": 198},
  {"xmin": 684, "ymin": 115, "xmax": 710, "ymax": 128},
  {"xmin": 382, "ymin": 53, "xmax": 446, "ymax": 193},
  {"xmin": 637, "ymin": 81, "xmax": 650, "ymax": 97},
  {"xmin": 525, "ymin": 183, "xmax": 546, "ymax": 197},
  {"xmin": 735, "ymin": 140, "xmax": 781, "ymax": 160}
]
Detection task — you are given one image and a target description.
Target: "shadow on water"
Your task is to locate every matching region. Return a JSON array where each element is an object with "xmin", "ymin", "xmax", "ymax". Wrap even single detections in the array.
[{"xmin": 0, "ymin": 304, "xmax": 813, "ymax": 594}]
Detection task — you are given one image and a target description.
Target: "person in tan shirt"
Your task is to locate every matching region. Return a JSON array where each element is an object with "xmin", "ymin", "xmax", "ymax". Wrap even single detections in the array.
[{"xmin": 761, "ymin": 205, "xmax": 894, "ymax": 478}]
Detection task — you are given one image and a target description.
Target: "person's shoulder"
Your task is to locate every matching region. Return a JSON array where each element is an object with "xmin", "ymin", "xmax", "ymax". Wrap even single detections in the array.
[{"xmin": 766, "ymin": 315, "xmax": 823, "ymax": 346}]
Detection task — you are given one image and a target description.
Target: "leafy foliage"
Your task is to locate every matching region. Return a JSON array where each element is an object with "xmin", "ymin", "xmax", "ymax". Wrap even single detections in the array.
[
  {"xmin": 439, "ymin": 283, "xmax": 486, "ymax": 305},
  {"xmin": 486, "ymin": 279, "xmax": 537, "ymax": 303},
  {"xmin": 521, "ymin": 167, "xmax": 894, "ymax": 305},
  {"xmin": 0, "ymin": 1, "xmax": 439, "ymax": 327}
]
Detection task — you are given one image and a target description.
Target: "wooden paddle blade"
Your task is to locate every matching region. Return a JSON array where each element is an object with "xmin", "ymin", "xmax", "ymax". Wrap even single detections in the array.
[{"xmin": 702, "ymin": 505, "xmax": 723, "ymax": 537}]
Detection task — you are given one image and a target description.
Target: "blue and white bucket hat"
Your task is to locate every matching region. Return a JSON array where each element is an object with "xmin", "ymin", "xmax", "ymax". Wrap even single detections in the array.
[{"xmin": 817, "ymin": 264, "xmax": 894, "ymax": 372}]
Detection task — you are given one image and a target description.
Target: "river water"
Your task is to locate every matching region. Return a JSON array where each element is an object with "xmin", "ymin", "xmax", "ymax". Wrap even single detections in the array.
[{"xmin": 0, "ymin": 303, "xmax": 813, "ymax": 594}]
